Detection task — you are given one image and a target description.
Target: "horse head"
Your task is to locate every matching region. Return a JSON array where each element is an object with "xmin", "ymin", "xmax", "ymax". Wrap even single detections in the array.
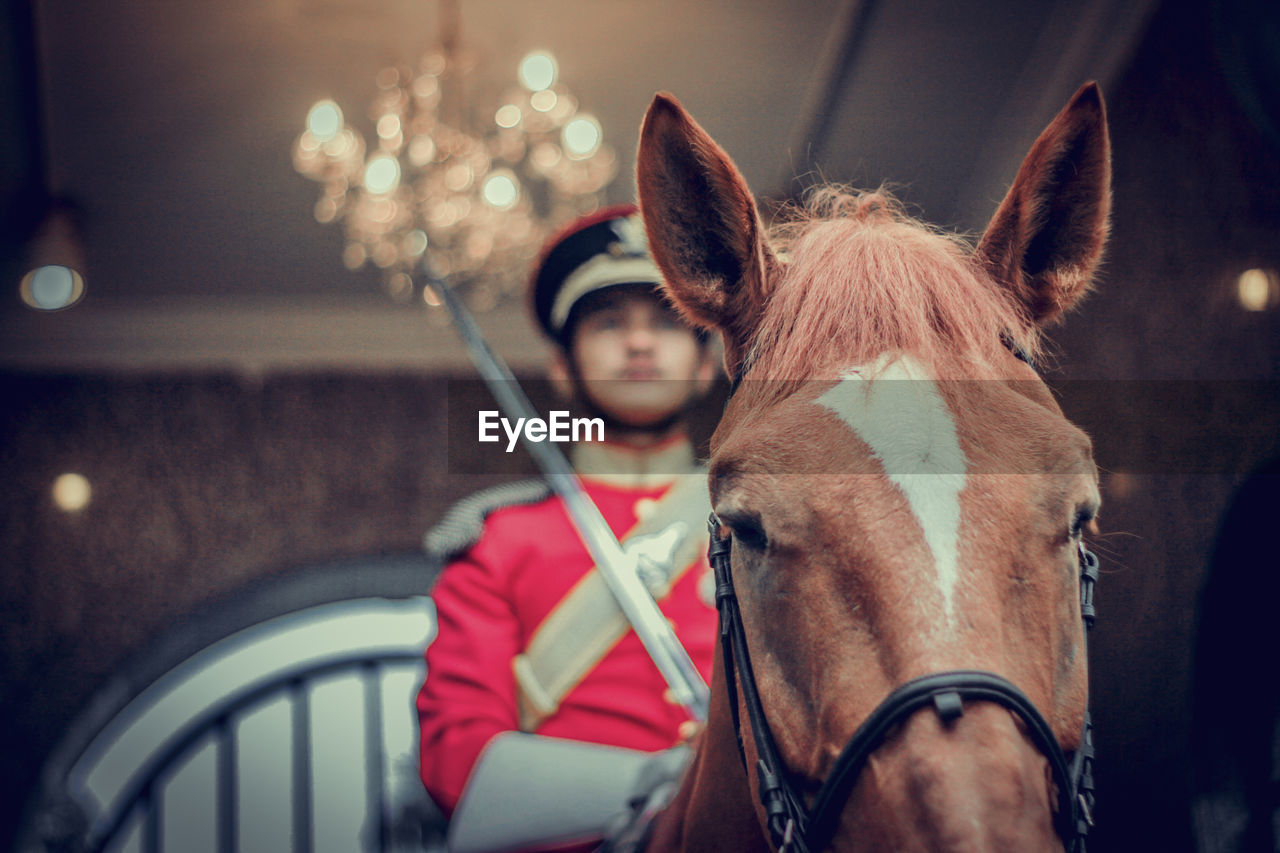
[{"xmin": 637, "ymin": 84, "xmax": 1110, "ymax": 852}]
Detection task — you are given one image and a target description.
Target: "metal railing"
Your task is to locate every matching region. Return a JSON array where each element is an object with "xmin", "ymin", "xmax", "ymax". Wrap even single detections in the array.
[
  {"xmin": 17, "ymin": 556, "xmax": 446, "ymax": 853},
  {"xmin": 87, "ymin": 651, "xmax": 430, "ymax": 853}
]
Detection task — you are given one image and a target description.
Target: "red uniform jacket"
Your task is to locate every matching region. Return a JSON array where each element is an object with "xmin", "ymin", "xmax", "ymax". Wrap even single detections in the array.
[{"xmin": 417, "ymin": 440, "xmax": 717, "ymax": 817}]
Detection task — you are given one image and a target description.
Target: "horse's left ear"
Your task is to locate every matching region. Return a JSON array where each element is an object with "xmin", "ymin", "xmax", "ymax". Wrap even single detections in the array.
[
  {"xmin": 976, "ymin": 82, "xmax": 1111, "ymax": 327},
  {"xmin": 637, "ymin": 93, "xmax": 780, "ymax": 379}
]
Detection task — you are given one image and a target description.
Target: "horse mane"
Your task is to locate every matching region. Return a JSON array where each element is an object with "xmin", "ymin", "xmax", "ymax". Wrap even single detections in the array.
[{"xmin": 748, "ymin": 187, "xmax": 1040, "ymax": 381}]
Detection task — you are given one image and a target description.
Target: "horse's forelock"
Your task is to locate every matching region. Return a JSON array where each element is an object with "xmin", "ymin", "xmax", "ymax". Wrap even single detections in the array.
[{"xmin": 748, "ymin": 189, "xmax": 1039, "ymax": 383}]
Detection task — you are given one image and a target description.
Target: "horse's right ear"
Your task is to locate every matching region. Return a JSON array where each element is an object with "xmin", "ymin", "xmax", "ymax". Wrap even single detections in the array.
[
  {"xmin": 976, "ymin": 82, "xmax": 1111, "ymax": 327},
  {"xmin": 637, "ymin": 93, "xmax": 779, "ymax": 379}
]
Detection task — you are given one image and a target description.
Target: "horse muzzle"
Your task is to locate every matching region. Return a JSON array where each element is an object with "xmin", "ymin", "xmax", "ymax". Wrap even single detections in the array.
[{"xmin": 802, "ymin": 670, "xmax": 1084, "ymax": 853}]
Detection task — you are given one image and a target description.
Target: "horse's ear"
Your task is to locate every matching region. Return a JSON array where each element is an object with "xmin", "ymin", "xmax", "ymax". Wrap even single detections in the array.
[
  {"xmin": 977, "ymin": 82, "xmax": 1111, "ymax": 327},
  {"xmin": 637, "ymin": 92, "xmax": 779, "ymax": 378}
]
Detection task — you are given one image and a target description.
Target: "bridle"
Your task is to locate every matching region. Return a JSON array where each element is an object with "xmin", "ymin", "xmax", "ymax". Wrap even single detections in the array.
[
  {"xmin": 707, "ymin": 516, "xmax": 1099, "ymax": 852},
  {"xmin": 706, "ymin": 334, "xmax": 1097, "ymax": 851}
]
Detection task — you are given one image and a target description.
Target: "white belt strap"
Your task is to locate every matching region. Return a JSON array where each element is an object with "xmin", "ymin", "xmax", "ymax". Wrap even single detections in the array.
[{"xmin": 513, "ymin": 473, "xmax": 710, "ymax": 731}]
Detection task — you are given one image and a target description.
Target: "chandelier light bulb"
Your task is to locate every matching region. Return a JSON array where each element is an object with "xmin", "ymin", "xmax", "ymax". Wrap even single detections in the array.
[
  {"xmin": 376, "ymin": 114, "xmax": 402, "ymax": 140},
  {"xmin": 404, "ymin": 229, "xmax": 429, "ymax": 257},
  {"xmin": 444, "ymin": 162, "xmax": 474, "ymax": 192},
  {"xmin": 295, "ymin": 35, "xmax": 616, "ymax": 309},
  {"xmin": 530, "ymin": 89, "xmax": 557, "ymax": 113},
  {"xmin": 408, "ymin": 136, "xmax": 436, "ymax": 166},
  {"xmin": 307, "ymin": 100, "xmax": 344, "ymax": 142},
  {"xmin": 481, "ymin": 171, "xmax": 520, "ymax": 210},
  {"xmin": 518, "ymin": 51, "xmax": 557, "ymax": 92},
  {"xmin": 413, "ymin": 74, "xmax": 440, "ymax": 99},
  {"xmin": 563, "ymin": 115, "xmax": 602, "ymax": 159},
  {"xmin": 363, "ymin": 154, "xmax": 401, "ymax": 194},
  {"xmin": 321, "ymin": 129, "xmax": 355, "ymax": 158},
  {"xmin": 495, "ymin": 104, "xmax": 522, "ymax": 129}
]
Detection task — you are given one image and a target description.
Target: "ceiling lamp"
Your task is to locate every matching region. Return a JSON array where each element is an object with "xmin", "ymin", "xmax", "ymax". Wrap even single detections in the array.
[
  {"xmin": 293, "ymin": 4, "xmax": 616, "ymax": 308},
  {"xmin": 1236, "ymin": 267, "xmax": 1278, "ymax": 312},
  {"xmin": 19, "ymin": 201, "xmax": 87, "ymax": 312}
]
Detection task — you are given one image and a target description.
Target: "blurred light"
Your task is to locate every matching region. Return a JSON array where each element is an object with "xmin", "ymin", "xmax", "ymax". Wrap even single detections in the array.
[
  {"xmin": 343, "ymin": 243, "xmax": 367, "ymax": 270},
  {"xmin": 375, "ymin": 66, "xmax": 400, "ymax": 89},
  {"xmin": 423, "ymin": 284, "xmax": 443, "ymax": 307},
  {"xmin": 444, "ymin": 162, "xmax": 474, "ymax": 192},
  {"xmin": 1237, "ymin": 268, "xmax": 1278, "ymax": 311},
  {"xmin": 421, "ymin": 53, "xmax": 446, "ymax": 75},
  {"xmin": 52, "ymin": 472, "xmax": 91, "ymax": 512},
  {"xmin": 495, "ymin": 104, "xmax": 521, "ymax": 129},
  {"xmin": 372, "ymin": 240, "xmax": 398, "ymax": 267},
  {"xmin": 532, "ymin": 142, "xmax": 561, "ymax": 169},
  {"xmin": 365, "ymin": 197, "xmax": 396, "ymax": 224},
  {"xmin": 21, "ymin": 265, "xmax": 85, "ymax": 311},
  {"xmin": 386, "ymin": 272, "xmax": 413, "ymax": 302},
  {"xmin": 549, "ymin": 93, "xmax": 576, "ymax": 123},
  {"xmin": 481, "ymin": 171, "xmax": 519, "ymax": 210},
  {"xmin": 562, "ymin": 115, "xmax": 601, "ymax": 159},
  {"xmin": 1105, "ymin": 471, "xmax": 1138, "ymax": 501},
  {"xmin": 407, "ymin": 136, "xmax": 436, "ymax": 166},
  {"xmin": 518, "ymin": 51, "xmax": 557, "ymax": 91},
  {"xmin": 322, "ymin": 129, "xmax": 354, "ymax": 157},
  {"xmin": 295, "ymin": 27, "xmax": 616, "ymax": 310},
  {"xmin": 412, "ymin": 74, "xmax": 439, "ymax": 99},
  {"xmin": 20, "ymin": 202, "xmax": 87, "ymax": 311},
  {"xmin": 403, "ymin": 229, "xmax": 429, "ymax": 256},
  {"xmin": 314, "ymin": 197, "xmax": 338, "ymax": 223},
  {"xmin": 363, "ymin": 154, "xmax": 401, "ymax": 194},
  {"xmin": 376, "ymin": 114, "xmax": 402, "ymax": 140},
  {"xmin": 306, "ymin": 100, "xmax": 344, "ymax": 142},
  {"xmin": 530, "ymin": 89, "xmax": 557, "ymax": 113},
  {"xmin": 427, "ymin": 200, "xmax": 457, "ymax": 227}
]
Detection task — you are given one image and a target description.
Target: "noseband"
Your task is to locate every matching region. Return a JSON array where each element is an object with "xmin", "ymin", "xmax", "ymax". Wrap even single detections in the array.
[{"xmin": 707, "ymin": 514, "xmax": 1099, "ymax": 852}]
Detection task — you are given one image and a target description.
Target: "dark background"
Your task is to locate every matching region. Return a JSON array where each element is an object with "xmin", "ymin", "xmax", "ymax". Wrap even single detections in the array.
[{"xmin": 3, "ymin": 0, "xmax": 1280, "ymax": 850}]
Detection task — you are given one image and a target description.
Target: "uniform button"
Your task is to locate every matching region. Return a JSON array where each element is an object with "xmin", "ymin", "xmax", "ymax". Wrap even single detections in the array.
[
  {"xmin": 678, "ymin": 720, "xmax": 701, "ymax": 741},
  {"xmin": 634, "ymin": 498, "xmax": 658, "ymax": 520},
  {"xmin": 663, "ymin": 688, "xmax": 679, "ymax": 705}
]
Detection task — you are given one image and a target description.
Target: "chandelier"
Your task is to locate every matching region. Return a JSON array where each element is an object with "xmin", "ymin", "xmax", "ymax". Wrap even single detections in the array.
[{"xmin": 293, "ymin": 7, "xmax": 617, "ymax": 310}]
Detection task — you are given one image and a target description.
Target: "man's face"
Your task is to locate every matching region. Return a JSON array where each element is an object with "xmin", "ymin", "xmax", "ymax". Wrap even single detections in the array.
[{"xmin": 556, "ymin": 285, "xmax": 713, "ymax": 429}]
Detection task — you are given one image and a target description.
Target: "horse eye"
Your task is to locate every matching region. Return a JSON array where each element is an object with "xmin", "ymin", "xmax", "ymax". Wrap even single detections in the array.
[
  {"xmin": 726, "ymin": 515, "xmax": 768, "ymax": 551},
  {"xmin": 1070, "ymin": 505, "xmax": 1097, "ymax": 539}
]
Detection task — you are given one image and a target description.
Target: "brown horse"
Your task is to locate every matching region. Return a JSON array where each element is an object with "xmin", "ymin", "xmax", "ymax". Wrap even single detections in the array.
[{"xmin": 634, "ymin": 83, "xmax": 1110, "ymax": 852}]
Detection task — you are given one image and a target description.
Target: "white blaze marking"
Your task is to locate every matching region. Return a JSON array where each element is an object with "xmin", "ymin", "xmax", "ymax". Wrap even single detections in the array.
[{"xmin": 817, "ymin": 354, "xmax": 968, "ymax": 622}]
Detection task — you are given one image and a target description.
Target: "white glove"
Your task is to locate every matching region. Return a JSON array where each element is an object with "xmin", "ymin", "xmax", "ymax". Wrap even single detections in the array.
[{"xmin": 447, "ymin": 733, "xmax": 687, "ymax": 853}]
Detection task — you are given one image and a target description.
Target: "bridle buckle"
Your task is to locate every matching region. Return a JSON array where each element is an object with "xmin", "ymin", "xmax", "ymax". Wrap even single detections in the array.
[{"xmin": 932, "ymin": 690, "xmax": 964, "ymax": 724}]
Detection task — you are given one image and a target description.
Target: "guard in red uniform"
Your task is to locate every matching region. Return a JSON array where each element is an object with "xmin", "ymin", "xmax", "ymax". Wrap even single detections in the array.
[{"xmin": 417, "ymin": 206, "xmax": 718, "ymax": 851}]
